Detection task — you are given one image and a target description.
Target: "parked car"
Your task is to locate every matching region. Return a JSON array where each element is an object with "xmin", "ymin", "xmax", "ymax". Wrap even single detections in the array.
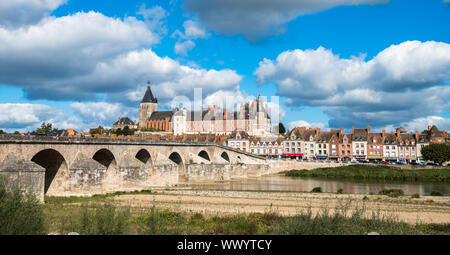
[
  {"xmin": 397, "ymin": 159, "xmax": 407, "ymax": 165},
  {"xmin": 381, "ymin": 161, "xmax": 390, "ymax": 165}
]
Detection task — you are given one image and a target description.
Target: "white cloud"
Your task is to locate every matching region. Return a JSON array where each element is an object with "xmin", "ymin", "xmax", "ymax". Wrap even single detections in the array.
[
  {"xmin": 287, "ymin": 120, "xmax": 328, "ymax": 130},
  {"xmin": 0, "ymin": 103, "xmax": 85, "ymax": 132},
  {"xmin": 0, "ymin": 0, "xmax": 66, "ymax": 28},
  {"xmin": 385, "ymin": 116, "xmax": 450, "ymax": 133},
  {"xmin": 183, "ymin": 20, "xmax": 207, "ymax": 38},
  {"xmin": 172, "ymin": 20, "xmax": 208, "ymax": 55},
  {"xmin": 137, "ymin": 4, "xmax": 168, "ymax": 35},
  {"xmin": 70, "ymin": 102, "xmax": 136, "ymax": 128},
  {"xmin": 0, "ymin": 10, "xmax": 242, "ymax": 105},
  {"xmin": 183, "ymin": 0, "xmax": 387, "ymax": 41},
  {"xmin": 255, "ymin": 41, "xmax": 450, "ymax": 128},
  {"xmin": 174, "ymin": 40, "xmax": 196, "ymax": 55}
]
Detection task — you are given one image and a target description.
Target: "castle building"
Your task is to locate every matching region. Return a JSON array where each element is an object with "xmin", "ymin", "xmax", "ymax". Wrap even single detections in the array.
[{"xmin": 138, "ymin": 81, "xmax": 271, "ymax": 136}]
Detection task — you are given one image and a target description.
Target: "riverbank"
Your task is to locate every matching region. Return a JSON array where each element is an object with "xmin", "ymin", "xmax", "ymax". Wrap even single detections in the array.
[
  {"xmin": 41, "ymin": 188, "xmax": 450, "ymax": 234},
  {"xmin": 285, "ymin": 165, "xmax": 450, "ymax": 182}
]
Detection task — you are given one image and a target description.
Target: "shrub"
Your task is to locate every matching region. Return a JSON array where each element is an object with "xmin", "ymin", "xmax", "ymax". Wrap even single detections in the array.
[
  {"xmin": 362, "ymin": 196, "xmax": 369, "ymax": 201},
  {"xmin": 378, "ymin": 189, "xmax": 404, "ymax": 197},
  {"xmin": 430, "ymin": 190, "xmax": 443, "ymax": 196},
  {"xmin": 411, "ymin": 193, "xmax": 420, "ymax": 199},
  {"xmin": 337, "ymin": 188, "xmax": 344, "ymax": 194},
  {"xmin": 311, "ymin": 187, "xmax": 322, "ymax": 193},
  {"xmin": 0, "ymin": 179, "xmax": 46, "ymax": 235}
]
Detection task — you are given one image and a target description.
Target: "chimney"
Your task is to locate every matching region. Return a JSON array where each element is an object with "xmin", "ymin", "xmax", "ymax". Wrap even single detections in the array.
[
  {"xmin": 134, "ymin": 120, "xmax": 136, "ymax": 125},
  {"xmin": 396, "ymin": 128, "xmax": 400, "ymax": 137},
  {"xmin": 415, "ymin": 130, "xmax": 419, "ymax": 140},
  {"xmin": 366, "ymin": 125, "xmax": 371, "ymax": 133},
  {"xmin": 382, "ymin": 129, "xmax": 385, "ymax": 139},
  {"xmin": 339, "ymin": 128, "xmax": 344, "ymax": 134},
  {"xmin": 352, "ymin": 126, "xmax": 355, "ymax": 134},
  {"xmin": 118, "ymin": 117, "xmax": 121, "ymax": 122},
  {"xmin": 428, "ymin": 125, "xmax": 432, "ymax": 131},
  {"xmin": 208, "ymin": 105, "xmax": 211, "ymax": 114},
  {"xmin": 315, "ymin": 128, "xmax": 321, "ymax": 135},
  {"xmin": 201, "ymin": 106, "xmax": 203, "ymax": 113}
]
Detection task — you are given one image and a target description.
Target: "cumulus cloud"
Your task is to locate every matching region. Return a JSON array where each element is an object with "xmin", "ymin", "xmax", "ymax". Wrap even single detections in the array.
[
  {"xmin": 137, "ymin": 4, "xmax": 168, "ymax": 35},
  {"xmin": 183, "ymin": 0, "xmax": 386, "ymax": 41},
  {"xmin": 172, "ymin": 20, "xmax": 208, "ymax": 55},
  {"xmin": 0, "ymin": 103, "xmax": 85, "ymax": 132},
  {"xmin": 174, "ymin": 40, "xmax": 196, "ymax": 55},
  {"xmin": 382, "ymin": 116, "xmax": 450, "ymax": 133},
  {"xmin": 255, "ymin": 41, "xmax": 450, "ymax": 128},
  {"xmin": 287, "ymin": 120, "xmax": 328, "ymax": 130},
  {"xmin": 70, "ymin": 102, "xmax": 137, "ymax": 128},
  {"xmin": 0, "ymin": 11, "xmax": 242, "ymax": 106},
  {"xmin": 0, "ymin": 0, "xmax": 66, "ymax": 28},
  {"xmin": 0, "ymin": 102, "xmax": 140, "ymax": 132}
]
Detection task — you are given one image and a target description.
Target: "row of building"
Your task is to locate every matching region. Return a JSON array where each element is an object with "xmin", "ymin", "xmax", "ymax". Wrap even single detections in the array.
[{"xmin": 227, "ymin": 125, "xmax": 449, "ymax": 162}]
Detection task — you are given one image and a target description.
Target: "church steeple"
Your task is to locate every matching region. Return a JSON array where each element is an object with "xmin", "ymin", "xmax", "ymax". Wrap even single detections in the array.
[{"xmin": 141, "ymin": 80, "xmax": 157, "ymax": 103}]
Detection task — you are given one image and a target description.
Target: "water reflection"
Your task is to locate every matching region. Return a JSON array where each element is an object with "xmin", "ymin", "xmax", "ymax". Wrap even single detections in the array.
[{"xmin": 189, "ymin": 175, "xmax": 450, "ymax": 196}]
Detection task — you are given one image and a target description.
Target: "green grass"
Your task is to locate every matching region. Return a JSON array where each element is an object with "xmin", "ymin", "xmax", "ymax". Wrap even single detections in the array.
[{"xmin": 285, "ymin": 165, "xmax": 450, "ymax": 182}]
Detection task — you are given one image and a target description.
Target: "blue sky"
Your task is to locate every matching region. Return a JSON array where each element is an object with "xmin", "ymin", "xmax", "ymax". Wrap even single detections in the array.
[{"xmin": 0, "ymin": 0, "xmax": 449, "ymax": 132}]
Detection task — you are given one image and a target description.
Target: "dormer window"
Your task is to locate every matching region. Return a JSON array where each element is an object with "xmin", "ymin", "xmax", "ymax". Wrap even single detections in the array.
[
  {"xmin": 291, "ymin": 136, "xmax": 295, "ymax": 140},
  {"xmin": 237, "ymin": 135, "xmax": 240, "ymax": 139}
]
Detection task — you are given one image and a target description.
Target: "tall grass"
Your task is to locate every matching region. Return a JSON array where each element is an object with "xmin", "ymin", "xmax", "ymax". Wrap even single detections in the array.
[
  {"xmin": 0, "ymin": 178, "xmax": 46, "ymax": 235},
  {"xmin": 285, "ymin": 165, "xmax": 450, "ymax": 182},
  {"xmin": 58, "ymin": 203, "xmax": 130, "ymax": 235}
]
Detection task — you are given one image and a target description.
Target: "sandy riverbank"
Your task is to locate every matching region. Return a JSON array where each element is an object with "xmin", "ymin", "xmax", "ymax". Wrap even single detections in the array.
[{"xmin": 112, "ymin": 188, "xmax": 450, "ymax": 224}]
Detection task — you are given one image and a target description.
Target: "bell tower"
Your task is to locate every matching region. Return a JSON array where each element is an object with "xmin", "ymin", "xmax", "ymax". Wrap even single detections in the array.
[{"xmin": 139, "ymin": 81, "xmax": 158, "ymax": 129}]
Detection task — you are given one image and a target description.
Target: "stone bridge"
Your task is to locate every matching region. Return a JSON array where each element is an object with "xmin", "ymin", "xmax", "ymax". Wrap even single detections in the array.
[{"xmin": 0, "ymin": 135, "xmax": 268, "ymax": 200}]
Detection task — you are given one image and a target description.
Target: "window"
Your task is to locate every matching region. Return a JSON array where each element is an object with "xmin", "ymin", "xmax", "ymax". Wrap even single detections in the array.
[
  {"xmin": 356, "ymin": 144, "xmax": 359, "ymax": 148},
  {"xmin": 286, "ymin": 148, "xmax": 289, "ymax": 152},
  {"xmin": 310, "ymin": 150, "xmax": 314, "ymax": 154},
  {"xmin": 291, "ymin": 142, "xmax": 295, "ymax": 146},
  {"xmin": 347, "ymin": 145, "xmax": 350, "ymax": 149},
  {"xmin": 332, "ymin": 144, "xmax": 336, "ymax": 149},
  {"xmin": 310, "ymin": 144, "xmax": 314, "ymax": 148},
  {"xmin": 297, "ymin": 148, "xmax": 301, "ymax": 152},
  {"xmin": 324, "ymin": 144, "xmax": 327, "ymax": 149},
  {"xmin": 386, "ymin": 146, "xmax": 389, "ymax": 150}
]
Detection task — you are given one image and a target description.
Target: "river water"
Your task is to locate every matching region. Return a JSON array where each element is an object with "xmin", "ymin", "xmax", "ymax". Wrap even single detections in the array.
[{"xmin": 189, "ymin": 174, "xmax": 450, "ymax": 196}]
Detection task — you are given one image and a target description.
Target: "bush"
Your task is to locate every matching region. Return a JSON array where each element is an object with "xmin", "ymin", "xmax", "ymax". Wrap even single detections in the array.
[
  {"xmin": 362, "ymin": 196, "xmax": 369, "ymax": 201},
  {"xmin": 430, "ymin": 190, "xmax": 444, "ymax": 196},
  {"xmin": 311, "ymin": 187, "xmax": 322, "ymax": 193},
  {"xmin": 411, "ymin": 193, "xmax": 420, "ymax": 199},
  {"xmin": 378, "ymin": 189, "xmax": 404, "ymax": 197},
  {"xmin": 337, "ymin": 188, "xmax": 344, "ymax": 194},
  {"xmin": 0, "ymin": 179, "xmax": 46, "ymax": 235}
]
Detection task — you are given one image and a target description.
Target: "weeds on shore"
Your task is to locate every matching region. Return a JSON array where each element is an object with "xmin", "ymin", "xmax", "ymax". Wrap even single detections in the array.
[{"xmin": 0, "ymin": 179, "xmax": 46, "ymax": 235}]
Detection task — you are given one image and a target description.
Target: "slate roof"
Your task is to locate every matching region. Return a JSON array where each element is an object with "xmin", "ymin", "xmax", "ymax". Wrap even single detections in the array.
[
  {"xmin": 148, "ymin": 111, "xmax": 173, "ymax": 121},
  {"xmin": 141, "ymin": 85, "xmax": 157, "ymax": 103}
]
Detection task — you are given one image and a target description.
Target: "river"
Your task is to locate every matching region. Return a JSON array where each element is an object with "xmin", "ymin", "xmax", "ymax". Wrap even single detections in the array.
[{"xmin": 189, "ymin": 174, "xmax": 450, "ymax": 196}]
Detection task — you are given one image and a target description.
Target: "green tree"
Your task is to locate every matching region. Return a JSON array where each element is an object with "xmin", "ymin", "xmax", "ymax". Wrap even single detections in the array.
[
  {"xmin": 421, "ymin": 143, "xmax": 450, "ymax": 165},
  {"xmin": 115, "ymin": 128, "xmax": 123, "ymax": 136},
  {"xmin": 35, "ymin": 122, "xmax": 58, "ymax": 134},
  {"xmin": 90, "ymin": 126, "xmax": 105, "ymax": 135},
  {"xmin": 13, "ymin": 131, "xmax": 20, "ymax": 135},
  {"xmin": 0, "ymin": 129, "xmax": 5, "ymax": 134},
  {"xmin": 278, "ymin": 123, "xmax": 286, "ymax": 135}
]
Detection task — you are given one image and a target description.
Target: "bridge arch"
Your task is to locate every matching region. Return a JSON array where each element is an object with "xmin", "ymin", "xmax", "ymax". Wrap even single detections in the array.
[
  {"xmin": 198, "ymin": 150, "xmax": 210, "ymax": 161},
  {"xmin": 92, "ymin": 148, "xmax": 117, "ymax": 169},
  {"xmin": 220, "ymin": 151, "xmax": 230, "ymax": 163},
  {"xmin": 31, "ymin": 149, "xmax": 68, "ymax": 194},
  {"xmin": 135, "ymin": 149, "xmax": 152, "ymax": 164},
  {"xmin": 169, "ymin": 151, "xmax": 183, "ymax": 165}
]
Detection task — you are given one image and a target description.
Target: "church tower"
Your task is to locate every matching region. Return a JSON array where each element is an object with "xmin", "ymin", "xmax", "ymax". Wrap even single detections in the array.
[{"xmin": 139, "ymin": 81, "xmax": 158, "ymax": 129}]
